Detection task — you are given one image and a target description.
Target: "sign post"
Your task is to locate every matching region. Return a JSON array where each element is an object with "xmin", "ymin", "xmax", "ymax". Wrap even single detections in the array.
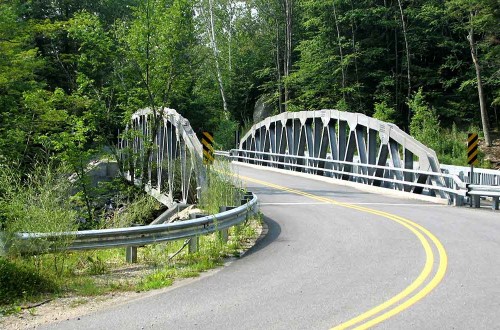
[
  {"xmin": 467, "ymin": 132, "xmax": 479, "ymax": 183},
  {"xmin": 467, "ymin": 133, "xmax": 479, "ymax": 207}
]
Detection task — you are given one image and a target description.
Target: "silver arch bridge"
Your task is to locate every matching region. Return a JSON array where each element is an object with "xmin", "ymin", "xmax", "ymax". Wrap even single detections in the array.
[{"xmin": 119, "ymin": 108, "xmax": 499, "ymax": 207}]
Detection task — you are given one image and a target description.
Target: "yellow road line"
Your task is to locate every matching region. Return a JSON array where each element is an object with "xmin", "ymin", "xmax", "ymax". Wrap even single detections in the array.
[{"xmin": 237, "ymin": 174, "xmax": 447, "ymax": 329}]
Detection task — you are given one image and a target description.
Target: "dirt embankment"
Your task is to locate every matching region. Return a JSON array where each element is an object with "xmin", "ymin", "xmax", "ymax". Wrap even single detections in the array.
[{"xmin": 480, "ymin": 133, "xmax": 500, "ymax": 169}]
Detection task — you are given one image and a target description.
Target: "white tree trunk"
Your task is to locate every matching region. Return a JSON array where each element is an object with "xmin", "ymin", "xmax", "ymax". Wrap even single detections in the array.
[
  {"xmin": 468, "ymin": 12, "xmax": 491, "ymax": 146},
  {"xmin": 207, "ymin": 0, "xmax": 229, "ymax": 119},
  {"xmin": 397, "ymin": 0, "xmax": 411, "ymax": 123},
  {"xmin": 276, "ymin": 19, "xmax": 284, "ymax": 113},
  {"xmin": 284, "ymin": 0, "xmax": 292, "ymax": 111},
  {"xmin": 332, "ymin": 2, "xmax": 346, "ymax": 100}
]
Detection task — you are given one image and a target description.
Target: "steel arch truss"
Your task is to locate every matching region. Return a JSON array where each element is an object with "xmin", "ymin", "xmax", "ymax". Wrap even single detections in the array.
[
  {"xmin": 119, "ymin": 108, "xmax": 205, "ymax": 207},
  {"xmin": 239, "ymin": 110, "xmax": 446, "ymax": 197}
]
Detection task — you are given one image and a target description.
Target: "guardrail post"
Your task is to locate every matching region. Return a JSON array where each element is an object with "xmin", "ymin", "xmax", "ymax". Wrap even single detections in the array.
[
  {"xmin": 188, "ymin": 237, "xmax": 198, "ymax": 254},
  {"xmin": 493, "ymin": 197, "xmax": 499, "ymax": 210},
  {"xmin": 472, "ymin": 195, "xmax": 481, "ymax": 208},
  {"xmin": 188, "ymin": 213, "xmax": 201, "ymax": 254},
  {"xmin": 453, "ymin": 194, "xmax": 464, "ymax": 207},
  {"xmin": 218, "ymin": 206, "xmax": 236, "ymax": 243},
  {"xmin": 126, "ymin": 246, "xmax": 138, "ymax": 263},
  {"xmin": 241, "ymin": 191, "xmax": 253, "ymax": 205}
]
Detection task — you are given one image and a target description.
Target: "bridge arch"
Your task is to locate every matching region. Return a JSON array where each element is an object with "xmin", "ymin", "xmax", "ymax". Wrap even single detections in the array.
[
  {"xmin": 239, "ymin": 110, "xmax": 445, "ymax": 197},
  {"xmin": 119, "ymin": 108, "xmax": 205, "ymax": 207}
]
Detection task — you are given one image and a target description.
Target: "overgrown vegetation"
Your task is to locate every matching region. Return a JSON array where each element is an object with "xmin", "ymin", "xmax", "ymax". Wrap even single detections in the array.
[
  {"xmin": 0, "ymin": 257, "xmax": 58, "ymax": 306},
  {"xmin": 0, "ymin": 155, "xmax": 260, "ymax": 316},
  {"xmin": 409, "ymin": 88, "xmax": 487, "ymax": 165},
  {"xmin": 0, "ymin": 163, "xmax": 78, "ymax": 257},
  {"xmin": 0, "ymin": 214, "xmax": 262, "ymax": 314},
  {"xmin": 200, "ymin": 160, "xmax": 242, "ymax": 214},
  {"xmin": 137, "ymin": 218, "xmax": 261, "ymax": 291}
]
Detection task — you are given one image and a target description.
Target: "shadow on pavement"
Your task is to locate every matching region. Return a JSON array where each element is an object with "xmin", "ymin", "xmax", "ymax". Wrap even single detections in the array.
[{"xmin": 241, "ymin": 216, "xmax": 281, "ymax": 258}]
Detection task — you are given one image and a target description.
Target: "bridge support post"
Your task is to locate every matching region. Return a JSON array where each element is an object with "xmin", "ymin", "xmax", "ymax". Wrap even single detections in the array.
[
  {"xmin": 126, "ymin": 246, "xmax": 138, "ymax": 263},
  {"xmin": 473, "ymin": 195, "xmax": 481, "ymax": 208}
]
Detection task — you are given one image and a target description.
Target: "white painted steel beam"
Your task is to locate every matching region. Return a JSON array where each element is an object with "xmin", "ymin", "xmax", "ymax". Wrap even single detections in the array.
[
  {"xmin": 119, "ymin": 108, "xmax": 205, "ymax": 207},
  {"xmin": 240, "ymin": 110, "xmax": 447, "ymax": 198}
]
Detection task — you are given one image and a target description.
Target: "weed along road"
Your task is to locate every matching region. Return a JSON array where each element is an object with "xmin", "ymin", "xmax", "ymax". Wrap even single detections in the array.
[{"xmin": 42, "ymin": 164, "xmax": 500, "ymax": 330}]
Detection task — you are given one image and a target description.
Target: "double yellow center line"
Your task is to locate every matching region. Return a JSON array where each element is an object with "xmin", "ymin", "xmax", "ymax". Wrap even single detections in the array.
[{"xmin": 237, "ymin": 174, "xmax": 448, "ymax": 329}]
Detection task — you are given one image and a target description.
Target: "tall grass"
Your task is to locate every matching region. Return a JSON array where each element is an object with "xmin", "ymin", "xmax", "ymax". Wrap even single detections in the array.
[
  {"xmin": 0, "ymin": 163, "xmax": 77, "ymax": 258},
  {"xmin": 0, "ymin": 158, "xmax": 259, "ymax": 312},
  {"xmin": 199, "ymin": 160, "xmax": 242, "ymax": 214}
]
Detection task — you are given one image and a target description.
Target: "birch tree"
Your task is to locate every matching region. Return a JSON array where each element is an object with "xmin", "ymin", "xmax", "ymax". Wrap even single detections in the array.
[
  {"xmin": 396, "ymin": 0, "xmax": 412, "ymax": 124},
  {"xmin": 198, "ymin": 0, "xmax": 230, "ymax": 119},
  {"xmin": 446, "ymin": 0, "xmax": 495, "ymax": 146}
]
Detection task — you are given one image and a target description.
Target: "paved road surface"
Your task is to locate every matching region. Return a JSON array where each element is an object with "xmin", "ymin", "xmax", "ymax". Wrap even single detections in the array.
[{"xmin": 42, "ymin": 164, "xmax": 500, "ymax": 329}]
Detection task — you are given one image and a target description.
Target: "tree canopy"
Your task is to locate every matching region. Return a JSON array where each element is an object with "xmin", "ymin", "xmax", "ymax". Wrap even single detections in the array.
[{"xmin": 1, "ymin": 0, "xmax": 499, "ymax": 171}]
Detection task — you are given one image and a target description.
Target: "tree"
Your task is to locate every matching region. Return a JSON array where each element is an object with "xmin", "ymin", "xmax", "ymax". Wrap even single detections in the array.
[
  {"xmin": 446, "ymin": 0, "xmax": 500, "ymax": 146},
  {"xmin": 197, "ymin": 0, "xmax": 230, "ymax": 118},
  {"xmin": 0, "ymin": 3, "xmax": 44, "ymax": 168},
  {"xmin": 118, "ymin": 0, "xmax": 196, "ymax": 184}
]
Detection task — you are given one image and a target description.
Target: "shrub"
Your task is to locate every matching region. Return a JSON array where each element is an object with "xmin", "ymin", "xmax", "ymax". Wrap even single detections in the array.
[
  {"xmin": 409, "ymin": 88, "xmax": 441, "ymax": 149},
  {"xmin": 373, "ymin": 101, "xmax": 397, "ymax": 124},
  {"xmin": 0, "ymin": 163, "xmax": 77, "ymax": 256},
  {"xmin": 214, "ymin": 117, "xmax": 238, "ymax": 150},
  {"xmin": 408, "ymin": 89, "xmax": 484, "ymax": 166}
]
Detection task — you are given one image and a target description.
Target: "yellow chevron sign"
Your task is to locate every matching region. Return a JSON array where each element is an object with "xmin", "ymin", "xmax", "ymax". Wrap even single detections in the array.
[
  {"xmin": 202, "ymin": 131, "xmax": 214, "ymax": 165},
  {"xmin": 467, "ymin": 133, "xmax": 479, "ymax": 165}
]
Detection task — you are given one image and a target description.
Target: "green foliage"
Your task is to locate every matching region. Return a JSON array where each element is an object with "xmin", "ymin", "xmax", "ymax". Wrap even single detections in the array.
[
  {"xmin": 409, "ymin": 88, "xmax": 441, "ymax": 148},
  {"xmin": 0, "ymin": 163, "xmax": 78, "ymax": 256},
  {"xmin": 137, "ymin": 214, "xmax": 261, "ymax": 291},
  {"xmin": 373, "ymin": 101, "xmax": 397, "ymax": 124},
  {"xmin": 214, "ymin": 117, "xmax": 239, "ymax": 150},
  {"xmin": 409, "ymin": 89, "xmax": 485, "ymax": 165},
  {"xmin": 85, "ymin": 255, "xmax": 108, "ymax": 275},
  {"xmin": 1, "ymin": 0, "xmax": 499, "ymax": 175},
  {"xmin": 103, "ymin": 194, "xmax": 162, "ymax": 228},
  {"xmin": 139, "ymin": 270, "xmax": 174, "ymax": 291}
]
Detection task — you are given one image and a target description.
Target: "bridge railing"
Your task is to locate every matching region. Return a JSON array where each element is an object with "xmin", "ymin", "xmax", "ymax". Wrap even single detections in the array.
[
  {"xmin": 226, "ymin": 149, "xmax": 500, "ymax": 210},
  {"xmin": 229, "ymin": 149, "xmax": 467, "ymax": 204}
]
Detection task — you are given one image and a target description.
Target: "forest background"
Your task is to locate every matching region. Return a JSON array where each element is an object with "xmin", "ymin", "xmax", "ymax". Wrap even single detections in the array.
[
  {"xmin": 1, "ymin": 0, "xmax": 499, "ymax": 178},
  {"xmin": 2, "ymin": 0, "xmax": 500, "ymax": 308}
]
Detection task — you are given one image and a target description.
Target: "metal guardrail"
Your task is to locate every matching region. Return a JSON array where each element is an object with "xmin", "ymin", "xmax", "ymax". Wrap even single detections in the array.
[
  {"xmin": 466, "ymin": 185, "xmax": 500, "ymax": 210},
  {"xmin": 214, "ymin": 150, "xmax": 230, "ymax": 158},
  {"xmin": 2, "ymin": 192, "xmax": 258, "ymax": 255},
  {"xmin": 441, "ymin": 164, "xmax": 500, "ymax": 185}
]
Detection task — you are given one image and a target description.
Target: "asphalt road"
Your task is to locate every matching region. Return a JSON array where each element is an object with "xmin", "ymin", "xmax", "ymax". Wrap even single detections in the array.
[{"xmin": 42, "ymin": 163, "xmax": 500, "ymax": 329}]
